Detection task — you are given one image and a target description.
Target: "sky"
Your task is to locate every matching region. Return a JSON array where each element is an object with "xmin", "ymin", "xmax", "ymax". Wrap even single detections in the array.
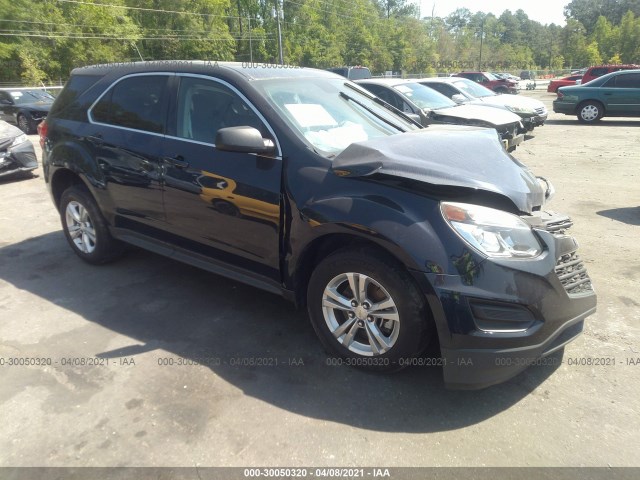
[{"xmin": 419, "ymin": 1, "xmax": 568, "ymax": 26}]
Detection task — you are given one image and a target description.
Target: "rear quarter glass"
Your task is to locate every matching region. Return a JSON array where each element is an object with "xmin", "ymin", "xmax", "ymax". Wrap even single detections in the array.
[{"xmin": 49, "ymin": 74, "xmax": 103, "ymax": 118}]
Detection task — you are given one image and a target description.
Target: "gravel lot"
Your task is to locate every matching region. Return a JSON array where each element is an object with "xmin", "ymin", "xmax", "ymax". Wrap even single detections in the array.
[{"xmin": 1, "ymin": 90, "xmax": 639, "ymax": 470}]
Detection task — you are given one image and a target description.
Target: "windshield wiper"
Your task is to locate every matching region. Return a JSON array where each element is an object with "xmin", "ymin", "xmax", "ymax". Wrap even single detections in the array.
[{"xmin": 341, "ymin": 83, "xmax": 423, "ymax": 129}]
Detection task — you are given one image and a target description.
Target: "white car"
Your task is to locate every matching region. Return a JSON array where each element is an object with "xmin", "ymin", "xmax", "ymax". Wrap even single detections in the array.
[{"xmin": 418, "ymin": 77, "xmax": 548, "ymax": 132}]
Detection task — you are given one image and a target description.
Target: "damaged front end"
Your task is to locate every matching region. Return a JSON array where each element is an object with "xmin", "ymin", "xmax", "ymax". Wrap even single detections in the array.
[
  {"xmin": 0, "ymin": 122, "xmax": 38, "ymax": 179},
  {"xmin": 330, "ymin": 125, "xmax": 596, "ymax": 389}
]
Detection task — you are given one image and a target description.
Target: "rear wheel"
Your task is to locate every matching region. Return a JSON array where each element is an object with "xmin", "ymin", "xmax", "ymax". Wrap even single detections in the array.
[
  {"xmin": 60, "ymin": 185, "xmax": 124, "ymax": 264},
  {"xmin": 577, "ymin": 101, "xmax": 604, "ymax": 123},
  {"xmin": 307, "ymin": 247, "xmax": 432, "ymax": 371}
]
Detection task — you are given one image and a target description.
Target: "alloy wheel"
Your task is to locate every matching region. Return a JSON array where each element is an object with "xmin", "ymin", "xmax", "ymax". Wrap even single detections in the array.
[
  {"xmin": 321, "ymin": 272, "xmax": 400, "ymax": 356},
  {"xmin": 65, "ymin": 201, "xmax": 97, "ymax": 254}
]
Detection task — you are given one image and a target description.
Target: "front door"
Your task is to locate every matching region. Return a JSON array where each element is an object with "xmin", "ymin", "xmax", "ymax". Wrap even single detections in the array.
[{"xmin": 161, "ymin": 75, "xmax": 282, "ymax": 282}]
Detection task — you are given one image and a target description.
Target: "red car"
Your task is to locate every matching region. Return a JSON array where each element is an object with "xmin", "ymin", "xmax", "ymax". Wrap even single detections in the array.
[
  {"xmin": 454, "ymin": 71, "xmax": 519, "ymax": 94},
  {"xmin": 547, "ymin": 75, "xmax": 582, "ymax": 93},
  {"xmin": 581, "ymin": 64, "xmax": 640, "ymax": 84}
]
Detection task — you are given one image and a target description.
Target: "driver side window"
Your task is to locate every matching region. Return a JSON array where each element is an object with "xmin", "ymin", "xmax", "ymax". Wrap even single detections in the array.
[{"xmin": 176, "ymin": 77, "xmax": 266, "ymax": 144}]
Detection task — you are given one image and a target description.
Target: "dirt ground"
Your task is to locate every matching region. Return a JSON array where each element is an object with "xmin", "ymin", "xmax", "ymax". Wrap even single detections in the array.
[{"xmin": 0, "ymin": 90, "xmax": 639, "ymax": 470}]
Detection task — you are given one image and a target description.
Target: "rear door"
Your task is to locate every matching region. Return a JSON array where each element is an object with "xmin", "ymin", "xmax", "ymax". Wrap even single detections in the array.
[
  {"xmin": 88, "ymin": 73, "xmax": 169, "ymax": 233},
  {"xmin": 600, "ymin": 72, "xmax": 640, "ymax": 115},
  {"xmin": 160, "ymin": 74, "xmax": 282, "ymax": 283}
]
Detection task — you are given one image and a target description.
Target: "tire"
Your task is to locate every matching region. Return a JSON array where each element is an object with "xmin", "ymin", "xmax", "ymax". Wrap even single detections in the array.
[
  {"xmin": 17, "ymin": 114, "xmax": 33, "ymax": 134},
  {"xmin": 307, "ymin": 247, "xmax": 432, "ymax": 371},
  {"xmin": 495, "ymin": 87, "xmax": 508, "ymax": 94},
  {"xmin": 577, "ymin": 101, "xmax": 604, "ymax": 123},
  {"xmin": 59, "ymin": 185, "xmax": 124, "ymax": 264}
]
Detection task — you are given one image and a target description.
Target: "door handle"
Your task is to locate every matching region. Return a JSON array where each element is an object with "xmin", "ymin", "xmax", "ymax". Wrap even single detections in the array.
[
  {"xmin": 87, "ymin": 134, "xmax": 103, "ymax": 146},
  {"xmin": 603, "ymin": 93, "xmax": 613, "ymax": 95},
  {"xmin": 162, "ymin": 155, "xmax": 190, "ymax": 169}
]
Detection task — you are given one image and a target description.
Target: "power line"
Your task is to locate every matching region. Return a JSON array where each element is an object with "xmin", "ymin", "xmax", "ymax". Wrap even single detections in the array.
[
  {"xmin": 0, "ymin": 32, "xmax": 272, "ymax": 41},
  {"xmin": 56, "ymin": 0, "xmax": 243, "ymax": 20}
]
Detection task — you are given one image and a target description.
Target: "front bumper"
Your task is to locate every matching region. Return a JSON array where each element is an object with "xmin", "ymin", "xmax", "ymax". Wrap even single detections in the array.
[
  {"xmin": 0, "ymin": 139, "xmax": 38, "ymax": 178},
  {"xmin": 411, "ymin": 211, "xmax": 597, "ymax": 389}
]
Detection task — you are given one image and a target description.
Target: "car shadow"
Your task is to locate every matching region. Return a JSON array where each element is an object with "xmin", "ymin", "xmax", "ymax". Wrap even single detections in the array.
[
  {"xmin": 597, "ymin": 207, "xmax": 640, "ymax": 226},
  {"xmin": 0, "ymin": 232, "xmax": 562, "ymax": 433},
  {"xmin": 0, "ymin": 171, "xmax": 38, "ymax": 185}
]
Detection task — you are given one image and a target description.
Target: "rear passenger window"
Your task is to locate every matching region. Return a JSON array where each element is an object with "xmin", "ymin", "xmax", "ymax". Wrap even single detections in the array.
[
  {"xmin": 614, "ymin": 73, "xmax": 640, "ymax": 88},
  {"xmin": 92, "ymin": 75, "xmax": 168, "ymax": 133},
  {"xmin": 175, "ymin": 76, "xmax": 266, "ymax": 144}
]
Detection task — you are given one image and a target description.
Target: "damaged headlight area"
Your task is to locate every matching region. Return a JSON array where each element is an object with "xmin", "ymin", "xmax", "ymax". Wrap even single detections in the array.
[
  {"xmin": 441, "ymin": 202, "xmax": 542, "ymax": 258},
  {"xmin": 10, "ymin": 134, "xmax": 28, "ymax": 148}
]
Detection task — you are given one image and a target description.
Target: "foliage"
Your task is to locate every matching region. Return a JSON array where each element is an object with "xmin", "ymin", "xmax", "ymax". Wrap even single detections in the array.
[{"xmin": 0, "ymin": 0, "xmax": 639, "ymax": 84}]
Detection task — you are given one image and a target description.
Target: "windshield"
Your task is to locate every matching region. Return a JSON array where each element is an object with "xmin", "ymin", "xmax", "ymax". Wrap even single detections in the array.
[
  {"xmin": 254, "ymin": 78, "xmax": 417, "ymax": 156},
  {"xmin": 392, "ymin": 82, "xmax": 456, "ymax": 110},
  {"xmin": 9, "ymin": 90, "xmax": 55, "ymax": 104},
  {"xmin": 452, "ymin": 79, "xmax": 496, "ymax": 98}
]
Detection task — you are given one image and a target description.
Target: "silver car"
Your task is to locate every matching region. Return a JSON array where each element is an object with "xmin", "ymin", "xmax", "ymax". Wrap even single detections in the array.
[{"xmin": 418, "ymin": 77, "xmax": 548, "ymax": 132}]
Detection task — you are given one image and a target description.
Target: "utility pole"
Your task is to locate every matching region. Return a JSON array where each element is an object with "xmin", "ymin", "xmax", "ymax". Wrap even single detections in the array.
[
  {"xmin": 248, "ymin": 16, "xmax": 253, "ymax": 64},
  {"xmin": 478, "ymin": 18, "xmax": 484, "ymax": 70},
  {"xmin": 275, "ymin": 0, "xmax": 284, "ymax": 64}
]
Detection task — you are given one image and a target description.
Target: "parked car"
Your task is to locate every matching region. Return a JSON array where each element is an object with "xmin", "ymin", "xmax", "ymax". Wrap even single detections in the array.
[
  {"xmin": 580, "ymin": 64, "xmax": 640, "ymax": 85},
  {"xmin": 492, "ymin": 72, "xmax": 521, "ymax": 82},
  {"xmin": 547, "ymin": 75, "xmax": 583, "ymax": 93},
  {"xmin": 553, "ymin": 69, "xmax": 640, "ymax": 123},
  {"xmin": 520, "ymin": 70, "xmax": 535, "ymax": 80},
  {"xmin": 454, "ymin": 71, "xmax": 519, "ymax": 94},
  {"xmin": 356, "ymin": 78, "xmax": 525, "ymax": 150},
  {"xmin": 40, "ymin": 62, "xmax": 596, "ymax": 389},
  {"xmin": 0, "ymin": 89, "xmax": 54, "ymax": 134},
  {"xmin": 326, "ymin": 66, "xmax": 372, "ymax": 80},
  {"xmin": 0, "ymin": 120, "xmax": 38, "ymax": 179},
  {"xmin": 418, "ymin": 77, "xmax": 547, "ymax": 131}
]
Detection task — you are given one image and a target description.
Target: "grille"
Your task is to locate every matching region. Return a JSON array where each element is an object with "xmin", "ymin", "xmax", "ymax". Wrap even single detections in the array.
[
  {"xmin": 534, "ymin": 107, "xmax": 547, "ymax": 115},
  {"xmin": 546, "ymin": 218, "xmax": 573, "ymax": 235},
  {"xmin": 555, "ymin": 252, "xmax": 593, "ymax": 295}
]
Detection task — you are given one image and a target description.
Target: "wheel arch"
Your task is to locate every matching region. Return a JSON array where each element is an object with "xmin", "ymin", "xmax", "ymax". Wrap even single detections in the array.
[
  {"xmin": 291, "ymin": 232, "xmax": 423, "ymax": 309},
  {"xmin": 50, "ymin": 168, "xmax": 91, "ymax": 211},
  {"xmin": 577, "ymin": 99, "xmax": 605, "ymax": 118}
]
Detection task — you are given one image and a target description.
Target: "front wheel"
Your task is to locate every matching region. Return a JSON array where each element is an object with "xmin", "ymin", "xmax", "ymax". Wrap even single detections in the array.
[
  {"xmin": 60, "ymin": 185, "xmax": 124, "ymax": 264},
  {"xmin": 577, "ymin": 101, "xmax": 603, "ymax": 123},
  {"xmin": 307, "ymin": 248, "xmax": 432, "ymax": 371},
  {"xmin": 17, "ymin": 114, "xmax": 32, "ymax": 134}
]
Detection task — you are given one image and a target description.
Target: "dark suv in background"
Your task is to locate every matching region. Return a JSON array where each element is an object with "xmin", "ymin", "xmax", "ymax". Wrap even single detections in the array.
[
  {"xmin": 39, "ymin": 62, "xmax": 596, "ymax": 389},
  {"xmin": 327, "ymin": 66, "xmax": 372, "ymax": 80}
]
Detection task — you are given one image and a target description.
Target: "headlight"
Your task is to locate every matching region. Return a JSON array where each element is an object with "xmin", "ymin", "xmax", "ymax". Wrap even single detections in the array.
[
  {"xmin": 537, "ymin": 176, "xmax": 555, "ymax": 202},
  {"xmin": 10, "ymin": 134, "xmax": 28, "ymax": 148},
  {"xmin": 441, "ymin": 202, "xmax": 542, "ymax": 258},
  {"xmin": 505, "ymin": 105, "xmax": 535, "ymax": 115}
]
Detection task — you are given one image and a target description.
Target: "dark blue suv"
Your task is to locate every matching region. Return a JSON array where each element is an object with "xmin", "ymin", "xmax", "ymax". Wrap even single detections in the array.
[{"xmin": 39, "ymin": 62, "xmax": 596, "ymax": 389}]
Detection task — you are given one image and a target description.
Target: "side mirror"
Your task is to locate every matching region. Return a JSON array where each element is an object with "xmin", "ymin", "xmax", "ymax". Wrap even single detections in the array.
[
  {"xmin": 0, "ymin": 99, "xmax": 12, "ymax": 105},
  {"xmin": 451, "ymin": 94, "xmax": 466, "ymax": 104},
  {"xmin": 215, "ymin": 126, "xmax": 275, "ymax": 155},
  {"xmin": 406, "ymin": 113, "xmax": 422, "ymax": 124}
]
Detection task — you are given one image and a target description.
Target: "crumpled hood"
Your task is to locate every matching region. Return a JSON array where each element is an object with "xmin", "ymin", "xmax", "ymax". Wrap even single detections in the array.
[
  {"xmin": 331, "ymin": 125, "xmax": 545, "ymax": 213},
  {"xmin": 432, "ymin": 104, "xmax": 522, "ymax": 127},
  {"xmin": 0, "ymin": 120, "xmax": 23, "ymax": 144},
  {"xmin": 480, "ymin": 94, "xmax": 546, "ymax": 112}
]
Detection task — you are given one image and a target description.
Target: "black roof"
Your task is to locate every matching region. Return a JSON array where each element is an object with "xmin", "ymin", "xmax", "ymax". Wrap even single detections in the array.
[{"xmin": 72, "ymin": 61, "xmax": 339, "ymax": 82}]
